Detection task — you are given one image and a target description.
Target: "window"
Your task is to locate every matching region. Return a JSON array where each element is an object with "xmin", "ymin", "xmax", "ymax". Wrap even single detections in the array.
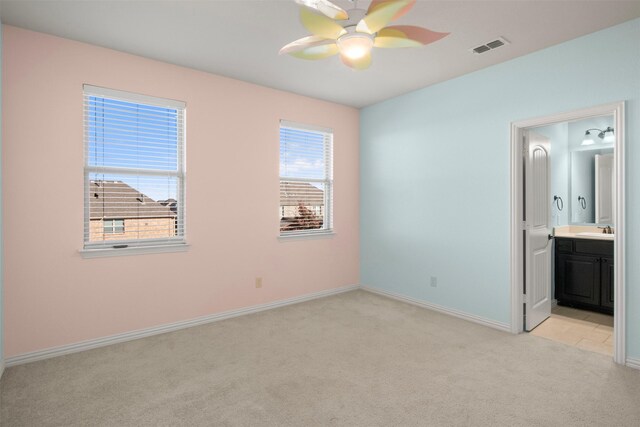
[
  {"xmin": 83, "ymin": 85, "xmax": 186, "ymax": 251},
  {"xmin": 279, "ymin": 121, "xmax": 333, "ymax": 235},
  {"xmin": 103, "ymin": 219, "xmax": 125, "ymax": 234}
]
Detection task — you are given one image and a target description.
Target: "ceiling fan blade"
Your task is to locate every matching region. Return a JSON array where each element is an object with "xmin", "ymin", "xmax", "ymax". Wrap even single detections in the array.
[
  {"xmin": 340, "ymin": 52, "xmax": 372, "ymax": 70},
  {"xmin": 300, "ymin": 7, "xmax": 347, "ymax": 40},
  {"xmin": 291, "ymin": 43, "xmax": 340, "ymax": 60},
  {"xmin": 374, "ymin": 26, "xmax": 450, "ymax": 48},
  {"xmin": 280, "ymin": 35, "xmax": 334, "ymax": 55},
  {"xmin": 295, "ymin": 0, "xmax": 349, "ymax": 20},
  {"xmin": 366, "ymin": 0, "xmax": 416, "ymax": 21},
  {"xmin": 356, "ymin": 0, "xmax": 413, "ymax": 35}
]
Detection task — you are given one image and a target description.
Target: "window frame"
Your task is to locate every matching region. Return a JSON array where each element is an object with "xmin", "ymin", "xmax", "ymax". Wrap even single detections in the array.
[
  {"xmin": 103, "ymin": 218, "xmax": 125, "ymax": 235},
  {"xmin": 279, "ymin": 120, "xmax": 334, "ymax": 238},
  {"xmin": 81, "ymin": 85, "xmax": 188, "ymax": 257}
]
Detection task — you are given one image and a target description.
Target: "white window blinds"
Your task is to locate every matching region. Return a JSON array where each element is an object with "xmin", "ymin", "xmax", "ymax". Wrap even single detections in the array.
[
  {"xmin": 279, "ymin": 121, "xmax": 333, "ymax": 235},
  {"xmin": 83, "ymin": 85, "xmax": 186, "ymax": 249}
]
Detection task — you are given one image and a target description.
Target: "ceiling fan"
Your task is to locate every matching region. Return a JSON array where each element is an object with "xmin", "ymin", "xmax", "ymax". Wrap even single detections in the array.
[{"xmin": 280, "ymin": 0, "xmax": 450, "ymax": 70}]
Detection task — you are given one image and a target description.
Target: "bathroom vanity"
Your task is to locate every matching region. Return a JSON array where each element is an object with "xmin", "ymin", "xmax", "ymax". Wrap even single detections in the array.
[
  {"xmin": 554, "ymin": 235, "xmax": 613, "ymax": 314},
  {"xmin": 539, "ymin": 116, "xmax": 617, "ymax": 320}
]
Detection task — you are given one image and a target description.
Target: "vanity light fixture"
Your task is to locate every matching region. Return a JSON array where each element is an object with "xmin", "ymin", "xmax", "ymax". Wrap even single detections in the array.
[
  {"xmin": 581, "ymin": 131, "xmax": 595, "ymax": 146},
  {"xmin": 582, "ymin": 126, "xmax": 615, "ymax": 145},
  {"xmin": 602, "ymin": 127, "xmax": 615, "ymax": 143}
]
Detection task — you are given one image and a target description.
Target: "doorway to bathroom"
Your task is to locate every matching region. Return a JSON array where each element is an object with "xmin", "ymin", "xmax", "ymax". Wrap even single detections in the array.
[{"xmin": 509, "ymin": 102, "xmax": 625, "ymax": 364}]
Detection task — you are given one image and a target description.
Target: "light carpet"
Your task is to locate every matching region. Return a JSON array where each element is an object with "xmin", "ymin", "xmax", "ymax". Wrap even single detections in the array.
[{"xmin": 1, "ymin": 290, "xmax": 639, "ymax": 426}]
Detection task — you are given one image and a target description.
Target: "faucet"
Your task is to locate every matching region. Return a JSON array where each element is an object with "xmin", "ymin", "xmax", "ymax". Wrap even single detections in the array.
[{"xmin": 598, "ymin": 226, "xmax": 613, "ymax": 234}]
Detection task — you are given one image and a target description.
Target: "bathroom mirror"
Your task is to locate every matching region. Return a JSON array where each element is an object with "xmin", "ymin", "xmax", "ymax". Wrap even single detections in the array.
[{"xmin": 570, "ymin": 147, "xmax": 614, "ymax": 225}]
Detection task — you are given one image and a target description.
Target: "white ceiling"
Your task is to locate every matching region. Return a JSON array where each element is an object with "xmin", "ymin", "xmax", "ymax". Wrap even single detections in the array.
[{"xmin": 2, "ymin": 0, "xmax": 639, "ymax": 108}]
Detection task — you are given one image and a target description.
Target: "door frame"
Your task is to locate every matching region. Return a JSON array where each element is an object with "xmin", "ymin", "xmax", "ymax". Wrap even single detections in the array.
[{"xmin": 509, "ymin": 101, "xmax": 625, "ymax": 365}]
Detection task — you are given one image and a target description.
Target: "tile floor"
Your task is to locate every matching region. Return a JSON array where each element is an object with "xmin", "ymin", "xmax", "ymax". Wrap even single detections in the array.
[{"xmin": 530, "ymin": 305, "xmax": 614, "ymax": 356}]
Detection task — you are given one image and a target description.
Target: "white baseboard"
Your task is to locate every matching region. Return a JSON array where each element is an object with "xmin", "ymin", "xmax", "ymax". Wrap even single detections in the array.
[
  {"xmin": 361, "ymin": 286, "xmax": 511, "ymax": 333},
  {"xmin": 6, "ymin": 284, "xmax": 359, "ymax": 367},
  {"xmin": 0, "ymin": 360, "xmax": 5, "ymax": 380},
  {"xmin": 626, "ymin": 357, "xmax": 640, "ymax": 370}
]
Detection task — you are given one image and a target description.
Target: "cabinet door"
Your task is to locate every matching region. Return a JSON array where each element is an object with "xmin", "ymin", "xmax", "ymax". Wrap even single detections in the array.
[
  {"xmin": 600, "ymin": 256, "xmax": 614, "ymax": 309},
  {"xmin": 556, "ymin": 253, "xmax": 600, "ymax": 306}
]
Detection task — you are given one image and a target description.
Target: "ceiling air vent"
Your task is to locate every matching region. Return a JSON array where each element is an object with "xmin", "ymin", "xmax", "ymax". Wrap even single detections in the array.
[
  {"xmin": 473, "ymin": 45, "xmax": 491, "ymax": 54},
  {"xmin": 470, "ymin": 37, "xmax": 510, "ymax": 54}
]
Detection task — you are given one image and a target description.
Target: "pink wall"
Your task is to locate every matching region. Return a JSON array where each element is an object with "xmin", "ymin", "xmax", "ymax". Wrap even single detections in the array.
[{"xmin": 2, "ymin": 26, "xmax": 359, "ymax": 358}]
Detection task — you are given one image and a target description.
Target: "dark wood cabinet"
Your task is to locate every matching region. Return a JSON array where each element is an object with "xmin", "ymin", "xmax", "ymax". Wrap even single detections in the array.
[
  {"xmin": 554, "ymin": 237, "xmax": 613, "ymax": 314},
  {"xmin": 601, "ymin": 256, "xmax": 614, "ymax": 310},
  {"xmin": 556, "ymin": 253, "xmax": 600, "ymax": 306}
]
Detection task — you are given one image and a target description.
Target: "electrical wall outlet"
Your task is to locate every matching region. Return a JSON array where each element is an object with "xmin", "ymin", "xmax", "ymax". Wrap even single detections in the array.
[
  {"xmin": 430, "ymin": 276, "xmax": 438, "ymax": 287},
  {"xmin": 255, "ymin": 277, "xmax": 262, "ymax": 288}
]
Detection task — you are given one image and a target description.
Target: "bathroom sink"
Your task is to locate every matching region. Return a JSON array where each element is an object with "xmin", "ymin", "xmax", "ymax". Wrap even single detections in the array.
[{"xmin": 576, "ymin": 232, "xmax": 614, "ymax": 239}]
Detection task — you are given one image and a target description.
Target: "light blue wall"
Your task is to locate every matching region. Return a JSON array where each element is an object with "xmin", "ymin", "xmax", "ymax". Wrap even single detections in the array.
[{"xmin": 360, "ymin": 19, "xmax": 640, "ymax": 358}]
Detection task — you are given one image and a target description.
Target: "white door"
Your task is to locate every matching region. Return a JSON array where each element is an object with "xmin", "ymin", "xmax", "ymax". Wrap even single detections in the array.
[
  {"xmin": 595, "ymin": 154, "xmax": 614, "ymax": 224},
  {"xmin": 524, "ymin": 130, "xmax": 552, "ymax": 331}
]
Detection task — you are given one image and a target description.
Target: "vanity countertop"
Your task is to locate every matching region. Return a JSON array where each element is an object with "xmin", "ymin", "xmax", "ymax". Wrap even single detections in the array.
[{"xmin": 554, "ymin": 225, "xmax": 614, "ymax": 241}]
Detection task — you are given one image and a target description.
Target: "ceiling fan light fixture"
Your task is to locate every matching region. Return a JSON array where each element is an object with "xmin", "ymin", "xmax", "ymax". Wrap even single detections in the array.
[
  {"xmin": 337, "ymin": 33, "xmax": 373, "ymax": 60},
  {"xmin": 282, "ymin": 0, "xmax": 449, "ymax": 70}
]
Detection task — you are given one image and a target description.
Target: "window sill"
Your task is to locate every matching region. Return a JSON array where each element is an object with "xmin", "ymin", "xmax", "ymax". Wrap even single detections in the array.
[
  {"xmin": 278, "ymin": 231, "xmax": 335, "ymax": 241},
  {"xmin": 80, "ymin": 243, "xmax": 190, "ymax": 259}
]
